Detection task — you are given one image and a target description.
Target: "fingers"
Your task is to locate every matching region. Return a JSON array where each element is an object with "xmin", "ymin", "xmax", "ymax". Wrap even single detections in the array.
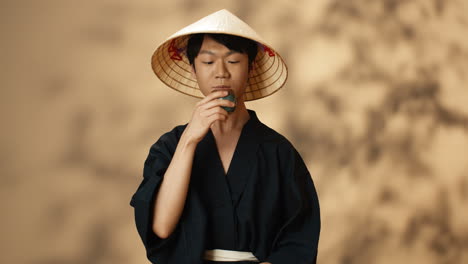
[
  {"xmin": 206, "ymin": 112, "xmax": 228, "ymax": 124},
  {"xmin": 201, "ymin": 97, "xmax": 235, "ymax": 112},
  {"xmin": 202, "ymin": 104, "xmax": 229, "ymax": 119},
  {"xmin": 197, "ymin": 100, "xmax": 231, "ymax": 128},
  {"xmin": 185, "ymin": 91, "xmax": 234, "ymax": 143},
  {"xmin": 196, "ymin": 90, "xmax": 229, "ymax": 106}
]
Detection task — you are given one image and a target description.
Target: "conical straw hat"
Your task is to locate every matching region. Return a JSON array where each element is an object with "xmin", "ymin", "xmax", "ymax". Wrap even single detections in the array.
[{"xmin": 151, "ymin": 9, "xmax": 288, "ymax": 101}]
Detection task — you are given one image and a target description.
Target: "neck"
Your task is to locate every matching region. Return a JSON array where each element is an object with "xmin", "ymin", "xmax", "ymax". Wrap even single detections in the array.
[{"xmin": 211, "ymin": 102, "xmax": 250, "ymax": 135}]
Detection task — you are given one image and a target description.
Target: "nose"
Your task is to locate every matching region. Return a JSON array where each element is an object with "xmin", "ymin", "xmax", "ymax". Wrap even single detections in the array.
[{"xmin": 215, "ymin": 61, "xmax": 230, "ymax": 79}]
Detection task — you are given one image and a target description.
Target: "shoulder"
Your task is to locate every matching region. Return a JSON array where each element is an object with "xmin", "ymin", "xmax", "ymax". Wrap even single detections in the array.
[
  {"xmin": 158, "ymin": 124, "xmax": 187, "ymax": 143},
  {"xmin": 256, "ymin": 121, "xmax": 295, "ymax": 152},
  {"xmin": 255, "ymin": 121, "xmax": 308, "ymax": 170},
  {"xmin": 149, "ymin": 123, "xmax": 188, "ymax": 156}
]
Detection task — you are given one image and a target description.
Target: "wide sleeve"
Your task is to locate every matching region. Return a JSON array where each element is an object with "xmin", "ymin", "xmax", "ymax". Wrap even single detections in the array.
[
  {"xmin": 265, "ymin": 142, "xmax": 321, "ymax": 264},
  {"xmin": 129, "ymin": 128, "xmax": 183, "ymax": 255}
]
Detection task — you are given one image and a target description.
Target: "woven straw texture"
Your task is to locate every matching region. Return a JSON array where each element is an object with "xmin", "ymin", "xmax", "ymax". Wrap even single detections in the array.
[{"xmin": 151, "ymin": 9, "xmax": 288, "ymax": 101}]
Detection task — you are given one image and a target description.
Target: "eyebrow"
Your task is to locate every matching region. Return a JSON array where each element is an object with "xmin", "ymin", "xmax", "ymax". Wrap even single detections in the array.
[{"xmin": 198, "ymin": 50, "xmax": 241, "ymax": 56}]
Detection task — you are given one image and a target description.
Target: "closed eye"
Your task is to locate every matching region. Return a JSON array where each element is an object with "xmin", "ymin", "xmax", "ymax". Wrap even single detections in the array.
[
  {"xmin": 228, "ymin": 61, "xmax": 240, "ymax": 64},
  {"xmin": 202, "ymin": 61, "xmax": 213, "ymax": 64}
]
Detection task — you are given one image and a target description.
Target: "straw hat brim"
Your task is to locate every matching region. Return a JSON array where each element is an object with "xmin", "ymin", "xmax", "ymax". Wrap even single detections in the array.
[{"xmin": 151, "ymin": 9, "xmax": 288, "ymax": 101}]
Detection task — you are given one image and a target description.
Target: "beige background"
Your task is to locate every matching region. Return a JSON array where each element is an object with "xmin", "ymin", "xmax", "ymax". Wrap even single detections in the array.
[{"xmin": 1, "ymin": 0, "xmax": 468, "ymax": 263}]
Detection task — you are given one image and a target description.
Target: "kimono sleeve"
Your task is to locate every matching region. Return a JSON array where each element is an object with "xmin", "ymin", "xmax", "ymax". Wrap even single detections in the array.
[
  {"xmin": 266, "ymin": 143, "xmax": 321, "ymax": 264},
  {"xmin": 129, "ymin": 129, "xmax": 181, "ymax": 254}
]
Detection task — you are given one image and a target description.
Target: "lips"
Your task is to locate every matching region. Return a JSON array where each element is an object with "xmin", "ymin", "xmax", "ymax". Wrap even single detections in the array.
[{"xmin": 212, "ymin": 85, "xmax": 231, "ymax": 89}]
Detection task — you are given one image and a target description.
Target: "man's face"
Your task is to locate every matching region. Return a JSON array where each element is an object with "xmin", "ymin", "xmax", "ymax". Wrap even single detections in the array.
[{"xmin": 191, "ymin": 35, "xmax": 250, "ymax": 100}]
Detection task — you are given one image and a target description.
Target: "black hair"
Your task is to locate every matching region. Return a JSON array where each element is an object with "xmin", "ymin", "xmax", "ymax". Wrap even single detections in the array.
[{"xmin": 186, "ymin": 33, "xmax": 258, "ymax": 69}]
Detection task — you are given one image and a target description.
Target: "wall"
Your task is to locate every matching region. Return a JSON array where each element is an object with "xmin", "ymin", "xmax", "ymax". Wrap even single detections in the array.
[{"xmin": 1, "ymin": 0, "xmax": 468, "ymax": 263}]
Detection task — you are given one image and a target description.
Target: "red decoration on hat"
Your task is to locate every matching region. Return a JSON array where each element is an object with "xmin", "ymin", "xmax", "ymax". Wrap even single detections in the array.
[
  {"xmin": 263, "ymin": 45, "xmax": 275, "ymax": 57},
  {"xmin": 168, "ymin": 39, "xmax": 183, "ymax": 61}
]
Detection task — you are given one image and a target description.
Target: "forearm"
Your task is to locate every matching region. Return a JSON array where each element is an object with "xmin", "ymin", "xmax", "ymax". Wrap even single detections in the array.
[
  {"xmin": 151, "ymin": 91, "xmax": 233, "ymax": 239},
  {"xmin": 152, "ymin": 131, "xmax": 197, "ymax": 238}
]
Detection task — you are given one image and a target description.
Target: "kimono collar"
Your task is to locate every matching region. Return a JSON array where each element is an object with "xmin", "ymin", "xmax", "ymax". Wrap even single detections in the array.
[
  {"xmin": 241, "ymin": 109, "xmax": 263, "ymax": 142},
  {"xmin": 194, "ymin": 109, "xmax": 266, "ymax": 208},
  {"xmin": 221, "ymin": 109, "xmax": 263, "ymax": 207}
]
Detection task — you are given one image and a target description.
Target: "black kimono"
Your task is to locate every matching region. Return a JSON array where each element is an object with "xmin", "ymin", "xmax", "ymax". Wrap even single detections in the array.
[{"xmin": 130, "ymin": 110, "xmax": 320, "ymax": 264}]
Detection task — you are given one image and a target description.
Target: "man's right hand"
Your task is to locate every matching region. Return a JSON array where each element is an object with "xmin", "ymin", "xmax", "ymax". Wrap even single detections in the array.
[
  {"xmin": 152, "ymin": 90, "xmax": 235, "ymax": 239},
  {"xmin": 183, "ymin": 90, "xmax": 236, "ymax": 144}
]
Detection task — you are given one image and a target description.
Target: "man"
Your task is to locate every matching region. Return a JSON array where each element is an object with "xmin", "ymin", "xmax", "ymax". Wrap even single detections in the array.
[{"xmin": 130, "ymin": 9, "xmax": 320, "ymax": 264}]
